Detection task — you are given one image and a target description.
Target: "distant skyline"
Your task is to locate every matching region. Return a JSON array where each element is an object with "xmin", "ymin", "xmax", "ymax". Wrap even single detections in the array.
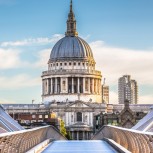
[{"xmin": 0, "ymin": 0, "xmax": 153, "ymax": 104}]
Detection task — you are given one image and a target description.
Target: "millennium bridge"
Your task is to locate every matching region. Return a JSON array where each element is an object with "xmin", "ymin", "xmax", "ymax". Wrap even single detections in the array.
[{"xmin": 0, "ymin": 125, "xmax": 153, "ymax": 153}]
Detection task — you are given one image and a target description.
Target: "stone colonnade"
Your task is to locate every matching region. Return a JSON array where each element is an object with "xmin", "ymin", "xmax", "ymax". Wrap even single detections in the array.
[
  {"xmin": 43, "ymin": 77, "xmax": 101, "ymax": 95},
  {"xmin": 70, "ymin": 131, "xmax": 92, "ymax": 140}
]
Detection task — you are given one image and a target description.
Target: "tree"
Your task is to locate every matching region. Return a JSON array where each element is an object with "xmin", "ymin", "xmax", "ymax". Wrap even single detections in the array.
[
  {"xmin": 60, "ymin": 120, "xmax": 67, "ymax": 137},
  {"xmin": 66, "ymin": 131, "xmax": 72, "ymax": 140}
]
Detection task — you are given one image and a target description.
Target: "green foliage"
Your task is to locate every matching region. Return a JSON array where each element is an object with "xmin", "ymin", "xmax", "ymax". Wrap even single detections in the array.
[
  {"xmin": 60, "ymin": 120, "xmax": 67, "ymax": 137},
  {"xmin": 66, "ymin": 131, "xmax": 72, "ymax": 140}
]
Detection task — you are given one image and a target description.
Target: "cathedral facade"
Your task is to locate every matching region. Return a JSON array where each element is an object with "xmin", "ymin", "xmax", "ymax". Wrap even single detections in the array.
[{"xmin": 41, "ymin": 0, "xmax": 103, "ymax": 140}]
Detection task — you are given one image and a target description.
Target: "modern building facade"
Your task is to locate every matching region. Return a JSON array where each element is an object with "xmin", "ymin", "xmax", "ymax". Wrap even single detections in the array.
[
  {"xmin": 118, "ymin": 75, "xmax": 138, "ymax": 104},
  {"xmin": 101, "ymin": 78, "xmax": 109, "ymax": 104},
  {"xmin": 102, "ymin": 85, "xmax": 109, "ymax": 104}
]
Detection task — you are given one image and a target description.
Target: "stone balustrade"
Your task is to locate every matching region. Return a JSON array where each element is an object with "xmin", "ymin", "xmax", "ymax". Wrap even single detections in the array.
[
  {"xmin": 91, "ymin": 125, "xmax": 153, "ymax": 153},
  {"xmin": 0, "ymin": 125, "xmax": 66, "ymax": 153},
  {"xmin": 42, "ymin": 69, "xmax": 101, "ymax": 76}
]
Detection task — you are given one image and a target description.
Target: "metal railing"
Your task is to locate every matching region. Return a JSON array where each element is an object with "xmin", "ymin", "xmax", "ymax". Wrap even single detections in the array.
[
  {"xmin": 0, "ymin": 126, "xmax": 66, "ymax": 153},
  {"xmin": 92, "ymin": 125, "xmax": 153, "ymax": 153}
]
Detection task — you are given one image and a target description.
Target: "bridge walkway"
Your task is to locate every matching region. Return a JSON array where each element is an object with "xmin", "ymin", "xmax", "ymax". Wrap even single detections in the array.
[{"xmin": 42, "ymin": 140, "xmax": 118, "ymax": 153}]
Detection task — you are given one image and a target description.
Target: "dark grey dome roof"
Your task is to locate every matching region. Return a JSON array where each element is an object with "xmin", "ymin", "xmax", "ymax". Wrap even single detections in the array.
[{"xmin": 50, "ymin": 36, "xmax": 95, "ymax": 62}]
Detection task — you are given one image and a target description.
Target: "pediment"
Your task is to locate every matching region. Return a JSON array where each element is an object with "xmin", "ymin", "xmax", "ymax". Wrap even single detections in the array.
[{"xmin": 65, "ymin": 101, "xmax": 91, "ymax": 109}]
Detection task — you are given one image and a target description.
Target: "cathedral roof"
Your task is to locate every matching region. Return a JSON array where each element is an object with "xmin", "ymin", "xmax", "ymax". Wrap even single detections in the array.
[
  {"xmin": 49, "ymin": 0, "xmax": 94, "ymax": 62},
  {"xmin": 50, "ymin": 36, "xmax": 94, "ymax": 61}
]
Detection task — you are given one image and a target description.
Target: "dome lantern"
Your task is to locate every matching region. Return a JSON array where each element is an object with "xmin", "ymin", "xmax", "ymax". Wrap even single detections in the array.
[{"xmin": 65, "ymin": 0, "xmax": 78, "ymax": 37}]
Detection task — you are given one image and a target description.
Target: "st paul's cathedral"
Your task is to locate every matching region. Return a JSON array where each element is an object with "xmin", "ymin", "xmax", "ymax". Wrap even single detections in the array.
[{"xmin": 41, "ymin": 0, "xmax": 105, "ymax": 140}]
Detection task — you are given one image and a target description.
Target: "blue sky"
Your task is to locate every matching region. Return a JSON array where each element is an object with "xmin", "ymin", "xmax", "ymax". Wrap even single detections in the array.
[{"xmin": 0, "ymin": 0, "xmax": 153, "ymax": 104}]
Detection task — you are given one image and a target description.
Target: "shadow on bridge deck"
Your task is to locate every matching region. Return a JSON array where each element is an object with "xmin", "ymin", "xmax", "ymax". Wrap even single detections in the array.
[{"xmin": 42, "ymin": 140, "xmax": 118, "ymax": 153}]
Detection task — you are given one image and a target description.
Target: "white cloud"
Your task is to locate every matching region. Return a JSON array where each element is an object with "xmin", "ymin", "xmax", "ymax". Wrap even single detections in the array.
[
  {"xmin": 0, "ymin": 34, "xmax": 63, "ymax": 70},
  {"xmin": 0, "ymin": 48, "xmax": 30, "ymax": 70},
  {"xmin": 90, "ymin": 41, "xmax": 153, "ymax": 86},
  {"xmin": 0, "ymin": 48, "xmax": 21, "ymax": 69},
  {"xmin": 34, "ymin": 49, "xmax": 50, "ymax": 68},
  {"xmin": 90, "ymin": 41, "xmax": 153, "ymax": 104},
  {"xmin": 0, "ymin": 74, "xmax": 41, "ymax": 89},
  {"xmin": 0, "ymin": 34, "xmax": 64, "ymax": 47}
]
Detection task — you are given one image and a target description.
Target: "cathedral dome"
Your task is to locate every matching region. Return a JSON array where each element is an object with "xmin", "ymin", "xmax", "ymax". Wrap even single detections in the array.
[
  {"xmin": 50, "ymin": 36, "xmax": 94, "ymax": 61},
  {"xmin": 49, "ymin": 0, "xmax": 95, "ymax": 62}
]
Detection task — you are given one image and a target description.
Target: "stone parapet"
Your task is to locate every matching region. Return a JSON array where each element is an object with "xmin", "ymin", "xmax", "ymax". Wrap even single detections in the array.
[{"xmin": 42, "ymin": 69, "xmax": 101, "ymax": 77}]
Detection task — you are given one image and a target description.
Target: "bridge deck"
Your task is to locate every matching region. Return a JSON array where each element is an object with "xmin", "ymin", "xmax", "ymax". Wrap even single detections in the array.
[{"xmin": 42, "ymin": 140, "xmax": 118, "ymax": 153}]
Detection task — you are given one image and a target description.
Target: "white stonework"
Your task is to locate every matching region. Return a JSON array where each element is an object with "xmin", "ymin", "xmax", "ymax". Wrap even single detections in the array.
[
  {"xmin": 41, "ymin": 0, "xmax": 103, "ymax": 140},
  {"xmin": 41, "ymin": 2, "xmax": 102, "ymax": 103},
  {"xmin": 43, "ymin": 94, "xmax": 102, "ymax": 104}
]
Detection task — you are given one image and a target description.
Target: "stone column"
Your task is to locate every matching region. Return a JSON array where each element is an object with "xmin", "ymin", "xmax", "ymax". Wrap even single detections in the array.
[
  {"xmin": 71, "ymin": 131, "xmax": 74, "ymax": 140},
  {"xmin": 100, "ymin": 79, "xmax": 102, "ymax": 93},
  {"xmin": 42, "ymin": 80, "xmax": 44, "ymax": 95},
  {"xmin": 83, "ymin": 131, "xmax": 85, "ymax": 140},
  {"xmin": 60, "ymin": 77, "xmax": 62, "ymax": 93},
  {"xmin": 67, "ymin": 77, "xmax": 69, "ymax": 93},
  {"xmin": 46, "ymin": 79, "xmax": 49, "ymax": 94},
  {"xmin": 77, "ymin": 77, "xmax": 80, "ymax": 93},
  {"xmin": 72, "ymin": 77, "xmax": 74, "ymax": 93},
  {"xmin": 95, "ymin": 79, "xmax": 97, "ymax": 94},
  {"xmin": 97, "ymin": 79, "xmax": 99, "ymax": 94},
  {"xmin": 92, "ymin": 78, "xmax": 94, "ymax": 94},
  {"xmin": 88, "ymin": 78, "xmax": 90, "ymax": 93},
  {"xmin": 77, "ymin": 131, "xmax": 79, "ymax": 140},
  {"xmin": 86, "ymin": 132, "xmax": 88, "ymax": 140},
  {"xmin": 83, "ymin": 77, "xmax": 85, "ymax": 93},
  {"xmin": 88, "ymin": 132, "xmax": 90, "ymax": 140},
  {"xmin": 55, "ymin": 78, "xmax": 57, "ymax": 93},
  {"xmin": 50, "ymin": 78, "xmax": 53, "ymax": 94},
  {"xmin": 99, "ymin": 79, "xmax": 101, "ymax": 94}
]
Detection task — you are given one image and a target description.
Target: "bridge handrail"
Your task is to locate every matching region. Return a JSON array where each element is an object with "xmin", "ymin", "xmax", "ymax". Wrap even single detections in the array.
[
  {"xmin": 0, "ymin": 125, "xmax": 50, "ymax": 137},
  {"xmin": 0, "ymin": 125, "xmax": 66, "ymax": 153},
  {"xmin": 92, "ymin": 125, "xmax": 153, "ymax": 153},
  {"xmin": 94, "ymin": 125, "xmax": 153, "ymax": 136}
]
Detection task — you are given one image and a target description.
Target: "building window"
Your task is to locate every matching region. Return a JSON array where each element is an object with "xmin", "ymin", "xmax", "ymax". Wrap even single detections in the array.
[
  {"xmin": 32, "ymin": 115, "xmax": 36, "ymax": 119},
  {"xmin": 77, "ymin": 112, "xmax": 82, "ymax": 122},
  {"xmin": 74, "ymin": 63, "xmax": 76, "ymax": 66},
  {"xmin": 39, "ymin": 115, "xmax": 42, "ymax": 119},
  {"xmin": 45, "ymin": 115, "xmax": 48, "ymax": 118},
  {"xmin": 69, "ymin": 63, "xmax": 71, "ymax": 65},
  {"xmin": 51, "ymin": 64, "xmax": 52, "ymax": 67},
  {"xmin": 56, "ymin": 63, "xmax": 58, "ymax": 66},
  {"xmin": 78, "ymin": 63, "xmax": 80, "ymax": 66},
  {"xmin": 65, "ymin": 63, "xmax": 67, "ymax": 66},
  {"xmin": 82, "ymin": 63, "xmax": 84, "ymax": 66},
  {"xmin": 60, "ymin": 63, "xmax": 62, "ymax": 66}
]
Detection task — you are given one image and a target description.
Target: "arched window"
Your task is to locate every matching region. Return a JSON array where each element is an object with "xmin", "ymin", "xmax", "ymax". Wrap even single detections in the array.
[{"xmin": 77, "ymin": 112, "xmax": 82, "ymax": 122}]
